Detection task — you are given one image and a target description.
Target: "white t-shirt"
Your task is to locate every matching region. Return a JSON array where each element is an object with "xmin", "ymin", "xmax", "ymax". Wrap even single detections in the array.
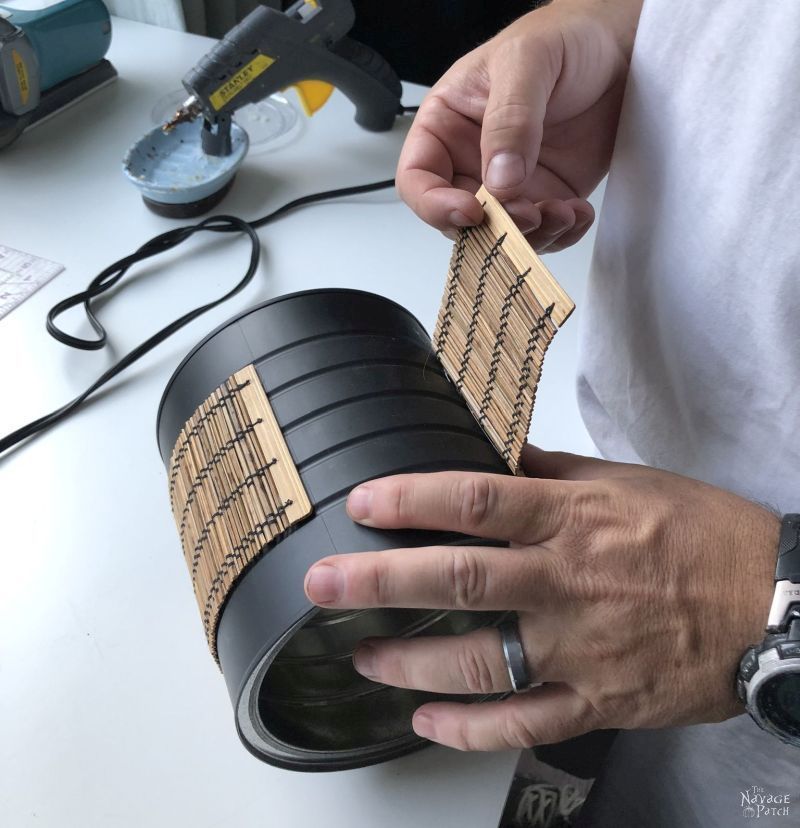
[
  {"xmin": 579, "ymin": 1, "xmax": 800, "ymax": 511},
  {"xmin": 576, "ymin": 0, "xmax": 800, "ymax": 822}
]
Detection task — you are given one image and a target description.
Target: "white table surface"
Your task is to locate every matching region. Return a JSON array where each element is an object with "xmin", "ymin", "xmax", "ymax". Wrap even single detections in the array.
[{"xmin": 0, "ymin": 16, "xmax": 601, "ymax": 828}]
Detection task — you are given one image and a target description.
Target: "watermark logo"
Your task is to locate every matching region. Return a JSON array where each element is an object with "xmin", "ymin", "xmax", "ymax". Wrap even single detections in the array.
[{"xmin": 741, "ymin": 786, "xmax": 791, "ymax": 818}]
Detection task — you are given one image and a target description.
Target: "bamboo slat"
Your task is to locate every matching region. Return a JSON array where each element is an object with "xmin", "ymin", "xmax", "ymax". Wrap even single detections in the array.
[
  {"xmin": 167, "ymin": 364, "xmax": 312, "ymax": 660},
  {"xmin": 433, "ymin": 186, "xmax": 575, "ymax": 474}
]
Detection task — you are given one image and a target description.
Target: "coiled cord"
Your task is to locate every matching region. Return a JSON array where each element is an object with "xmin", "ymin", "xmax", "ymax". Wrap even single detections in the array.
[{"xmin": 0, "ymin": 177, "xmax": 397, "ymax": 454}]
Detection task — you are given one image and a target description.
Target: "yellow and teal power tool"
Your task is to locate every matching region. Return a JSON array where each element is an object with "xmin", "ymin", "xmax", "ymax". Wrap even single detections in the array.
[{"xmin": 0, "ymin": 0, "xmax": 116, "ymax": 149}]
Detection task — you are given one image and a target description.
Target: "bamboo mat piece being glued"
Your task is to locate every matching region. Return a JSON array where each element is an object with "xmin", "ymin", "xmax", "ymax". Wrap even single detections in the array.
[
  {"xmin": 433, "ymin": 186, "xmax": 575, "ymax": 474},
  {"xmin": 168, "ymin": 364, "xmax": 312, "ymax": 659}
]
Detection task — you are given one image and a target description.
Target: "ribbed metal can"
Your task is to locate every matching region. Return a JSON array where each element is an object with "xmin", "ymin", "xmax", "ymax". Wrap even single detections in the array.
[{"xmin": 157, "ymin": 289, "xmax": 510, "ymax": 771}]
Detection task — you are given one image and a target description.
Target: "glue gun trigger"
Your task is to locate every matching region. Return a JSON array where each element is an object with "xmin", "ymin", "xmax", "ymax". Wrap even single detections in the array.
[{"xmin": 290, "ymin": 80, "xmax": 335, "ymax": 117}]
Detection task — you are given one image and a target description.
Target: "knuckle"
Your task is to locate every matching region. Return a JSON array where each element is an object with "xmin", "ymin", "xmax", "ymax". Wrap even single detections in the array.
[
  {"xmin": 447, "ymin": 548, "xmax": 488, "ymax": 609},
  {"xmin": 561, "ymin": 486, "xmax": 613, "ymax": 560},
  {"xmin": 453, "ymin": 475, "xmax": 495, "ymax": 531},
  {"xmin": 567, "ymin": 482, "xmax": 612, "ymax": 527},
  {"xmin": 588, "ymin": 631, "xmax": 622, "ymax": 667},
  {"xmin": 455, "ymin": 643, "xmax": 497, "ymax": 695},
  {"xmin": 499, "ymin": 709, "xmax": 539, "ymax": 750},
  {"xmin": 451, "ymin": 718, "xmax": 479, "ymax": 752},
  {"xmin": 629, "ymin": 501, "xmax": 670, "ymax": 551},
  {"xmin": 385, "ymin": 478, "xmax": 414, "ymax": 526},
  {"xmin": 380, "ymin": 646, "xmax": 412, "ymax": 688},
  {"xmin": 371, "ymin": 558, "xmax": 394, "ymax": 606},
  {"xmin": 421, "ymin": 92, "xmax": 452, "ymax": 118},
  {"xmin": 526, "ymin": 634, "xmax": 557, "ymax": 679},
  {"xmin": 482, "ymin": 101, "xmax": 540, "ymax": 149},
  {"xmin": 572, "ymin": 565, "xmax": 615, "ymax": 605},
  {"xmin": 485, "ymin": 98, "xmax": 535, "ymax": 132},
  {"xmin": 573, "ymin": 693, "xmax": 604, "ymax": 732}
]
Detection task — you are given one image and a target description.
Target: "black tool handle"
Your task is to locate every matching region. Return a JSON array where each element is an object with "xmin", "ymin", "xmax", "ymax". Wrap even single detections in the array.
[{"xmin": 327, "ymin": 36, "xmax": 403, "ymax": 131}]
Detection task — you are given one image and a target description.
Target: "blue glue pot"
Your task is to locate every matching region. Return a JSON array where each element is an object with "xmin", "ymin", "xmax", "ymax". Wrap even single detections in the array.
[{"xmin": 122, "ymin": 119, "xmax": 249, "ymax": 218}]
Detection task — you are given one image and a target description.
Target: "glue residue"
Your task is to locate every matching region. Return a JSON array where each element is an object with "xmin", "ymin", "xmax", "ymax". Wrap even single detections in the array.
[
  {"xmin": 122, "ymin": 120, "xmax": 249, "ymax": 204},
  {"xmin": 150, "ymin": 90, "xmax": 302, "ymax": 154}
]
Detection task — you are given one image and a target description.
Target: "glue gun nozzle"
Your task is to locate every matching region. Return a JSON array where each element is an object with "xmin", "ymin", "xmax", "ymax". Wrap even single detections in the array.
[{"xmin": 162, "ymin": 96, "xmax": 203, "ymax": 133}]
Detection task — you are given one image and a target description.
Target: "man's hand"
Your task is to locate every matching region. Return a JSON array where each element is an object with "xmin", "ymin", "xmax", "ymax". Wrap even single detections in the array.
[
  {"xmin": 304, "ymin": 446, "xmax": 779, "ymax": 752},
  {"xmin": 397, "ymin": 0, "xmax": 642, "ymax": 252}
]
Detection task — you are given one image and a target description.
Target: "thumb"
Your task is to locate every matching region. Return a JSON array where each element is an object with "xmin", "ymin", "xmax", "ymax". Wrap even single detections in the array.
[{"xmin": 480, "ymin": 54, "xmax": 554, "ymax": 201}]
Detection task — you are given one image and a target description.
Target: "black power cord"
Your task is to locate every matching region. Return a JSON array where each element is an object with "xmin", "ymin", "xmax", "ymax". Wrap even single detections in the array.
[{"xmin": 0, "ymin": 177, "xmax": 397, "ymax": 455}]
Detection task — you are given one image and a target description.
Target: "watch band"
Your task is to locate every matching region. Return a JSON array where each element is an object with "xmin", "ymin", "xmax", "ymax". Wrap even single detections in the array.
[
  {"xmin": 768, "ymin": 514, "xmax": 800, "ymax": 632},
  {"xmin": 737, "ymin": 515, "xmax": 800, "ymax": 745},
  {"xmin": 775, "ymin": 513, "xmax": 800, "ymax": 582}
]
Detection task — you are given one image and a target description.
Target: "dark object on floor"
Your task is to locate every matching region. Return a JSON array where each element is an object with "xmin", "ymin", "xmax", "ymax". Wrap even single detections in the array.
[
  {"xmin": 498, "ymin": 731, "xmax": 618, "ymax": 827},
  {"xmin": 535, "ymin": 729, "xmax": 619, "ymax": 780},
  {"xmin": 499, "ymin": 753, "xmax": 593, "ymax": 828},
  {"xmin": 575, "ymin": 718, "xmax": 800, "ymax": 828}
]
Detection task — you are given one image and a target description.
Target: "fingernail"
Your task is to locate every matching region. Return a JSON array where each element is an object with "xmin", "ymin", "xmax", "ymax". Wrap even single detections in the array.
[
  {"xmin": 442, "ymin": 229, "xmax": 458, "ymax": 242},
  {"xmin": 413, "ymin": 712, "xmax": 435, "ymax": 739},
  {"xmin": 353, "ymin": 643, "xmax": 377, "ymax": 679},
  {"xmin": 347, "ymin": 485, "xmax": 373, "ymax": 522},
  {"xmin": 486, "ymin": 153, "xmax": 526, "ymax": 191},
  {"xmin": 540, "ymin": 214, "xmax": 572, "ymax": 235},
  {"xmin": 449, "ymin": 210, "xmax": 472, "ymax": 227},
  {"xmin": 502, "ymin": 198, "xmax": 531, "ymax": 216},
  {"xmin": 503, "ymin": 198, "xmax": 541, "ymax": 230},
  {"xmin": 305, "ymin": 564, "xmax": 343, "ymax": 604}
]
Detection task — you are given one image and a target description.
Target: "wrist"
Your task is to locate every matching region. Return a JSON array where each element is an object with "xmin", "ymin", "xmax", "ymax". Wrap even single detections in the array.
[
  {"xmin": 738, "ymin": 507, "xmax": 781, "ymax": 645},
  {"xmin": 550, "ymin": 0, "xmax": 644, "ymax": 60},
  {"xmin": 737, "ymin": 514, "xmax": 800, "ymax": 747}
]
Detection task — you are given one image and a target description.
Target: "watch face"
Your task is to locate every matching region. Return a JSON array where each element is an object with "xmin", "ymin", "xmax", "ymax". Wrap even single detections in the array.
[{"xmin": 757, "ymin": 672, "xmax": 800, "ymax": 741}]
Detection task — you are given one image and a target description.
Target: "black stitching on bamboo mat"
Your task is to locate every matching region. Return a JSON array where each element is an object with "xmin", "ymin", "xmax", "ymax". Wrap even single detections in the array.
[
  {"xmin": 168, "ymin": 379, "xmax": 251, "ymax": 494},
  {"xmin": 456, "ymin": 232, "xmax": 507, "ymax": 390},
  {"xmin": 188, "ymin": 462, "xmax": 281, "ymax": 580},
  {"xmin": 477, "ymin": 268, "xmax": 531, "ymax": 424},
  {"xmin": 501, "ymin": 304, "xmax": 554, "ymax": 459},
  {"xmin": 177, "ymin": 423, "xmax": 268, "ymax": 540},
  {"xmin": 200, "ymin": 500, "xmax": 293, "ymax": 628},
  {"xmin": 434, "ymin": 228, "xmax": 468, "ymax": 357}
]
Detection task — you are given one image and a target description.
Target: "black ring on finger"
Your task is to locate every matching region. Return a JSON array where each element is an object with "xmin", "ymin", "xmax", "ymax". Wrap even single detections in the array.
[{"xmin": 498, "ymin": 614, "xmax": 533, "ymax": 693}]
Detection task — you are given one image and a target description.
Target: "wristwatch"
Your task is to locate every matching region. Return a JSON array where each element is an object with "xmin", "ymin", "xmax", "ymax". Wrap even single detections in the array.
[{"xmin": 737, "ymin": 513, "xmax": 800, "ymax": 746}]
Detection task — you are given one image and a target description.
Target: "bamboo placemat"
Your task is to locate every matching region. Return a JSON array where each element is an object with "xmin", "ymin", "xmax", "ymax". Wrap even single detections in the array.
[
  {"xmin": 433, "ymin": 186, "xmax": 575, "ymax": 474},
  {"xmin": 168, "ymin": 364, "xmax": 312, "ymax": 659}
]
